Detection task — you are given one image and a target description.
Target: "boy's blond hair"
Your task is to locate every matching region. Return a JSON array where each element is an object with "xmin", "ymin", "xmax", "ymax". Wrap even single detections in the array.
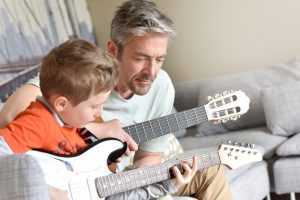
[{"xmin": 40, "ymin": 39, "xmax": 118, "ymax": 105}]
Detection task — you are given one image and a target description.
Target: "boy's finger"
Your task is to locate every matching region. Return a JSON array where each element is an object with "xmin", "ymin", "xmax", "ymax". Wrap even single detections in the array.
[{"xmin": 124, "ymin": 133, "xmax": 138, "ymax": 151}]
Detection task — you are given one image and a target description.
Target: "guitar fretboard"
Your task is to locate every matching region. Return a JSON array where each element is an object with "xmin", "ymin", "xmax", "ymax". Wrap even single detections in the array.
[
  {"xmin": 123, "ymin": 106, "xmax": 207, "ymax": 144},
  {"xmin": 95, "ymin": 149, "xmax": 220, "ymax": 198},
  {"xmin": 80, "ymin": 106, "xmax": 207, "ymax": 145}
]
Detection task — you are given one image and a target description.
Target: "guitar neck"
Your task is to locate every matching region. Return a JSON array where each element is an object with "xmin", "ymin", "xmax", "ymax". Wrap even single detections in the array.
[
  {"xmin": 95, "ymin": 148, "xmax": 220, "ymax": 198},
  {"xmin": 123, "ymin": 106, "xmax": 207, "ymax": 144}
]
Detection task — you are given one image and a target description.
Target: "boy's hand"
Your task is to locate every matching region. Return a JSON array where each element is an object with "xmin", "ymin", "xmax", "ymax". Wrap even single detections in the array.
[
  {"xmin": 85, "ymin": 119, "xmax": 138, "ymax": 155},
  {"xmin": 171, "ymin": 156, "xmax": 198, "ymax": 190}
]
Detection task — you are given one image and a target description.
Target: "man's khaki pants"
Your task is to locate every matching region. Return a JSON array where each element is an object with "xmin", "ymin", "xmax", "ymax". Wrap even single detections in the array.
[{"xmin": 175, "ymin": 165, "xmax": 232, "ymax": 200}]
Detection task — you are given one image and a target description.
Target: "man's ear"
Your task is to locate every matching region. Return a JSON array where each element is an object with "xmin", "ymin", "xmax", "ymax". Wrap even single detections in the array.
[
  {"xmin": 107, "ymin": 40, "xmax": 118, "ymax": 58},
  {"xmin": 53, "ymin": 96, "xmax": 70, "ymax": 112}
]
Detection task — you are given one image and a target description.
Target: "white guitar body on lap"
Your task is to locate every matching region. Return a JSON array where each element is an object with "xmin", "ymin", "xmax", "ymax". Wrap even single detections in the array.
[
  {"xmin": 27, "ymin": 90, "xmax": 252, "ymax": 200},
  {"xmin": 27, "ymin": 139, "xmax": 125, "ymax": 200},
  {"xmin": 28, "ymin": 141, "xmax": 262, "ymax": 200}
]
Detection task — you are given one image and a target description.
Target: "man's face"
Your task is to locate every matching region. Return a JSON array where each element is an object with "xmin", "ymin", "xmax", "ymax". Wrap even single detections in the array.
[{"xmin": 112, "ymin": 32, "xmax": 169, "ymax": 97}]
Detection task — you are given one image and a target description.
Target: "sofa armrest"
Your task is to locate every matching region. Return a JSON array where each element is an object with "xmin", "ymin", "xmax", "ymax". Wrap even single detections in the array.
[{"xmin": 0, "ymin": 154, "xmax": 49, "ymax": 200}]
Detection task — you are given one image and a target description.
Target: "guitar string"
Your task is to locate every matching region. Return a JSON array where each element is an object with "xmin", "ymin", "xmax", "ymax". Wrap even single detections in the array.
[
  {"xmin": 125, "ymin": 107, "xmax": 208, "ymax": 143},
  {"xmin": 97, "ymin": 151, "xmax": 220, "ymax": 197}
]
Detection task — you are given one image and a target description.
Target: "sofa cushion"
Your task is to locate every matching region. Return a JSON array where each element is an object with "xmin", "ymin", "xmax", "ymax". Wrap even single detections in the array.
[
  {"xmin": 262, "ymin": 82, "xmax": 300, "ymax": 136},
  {"xmin": 178, "ymin": 127, "xmax": 286, "ymax": 159},
  {"xmin": 276, "ymin": 133, "xmax": 300, "ymax": 156},
  {"xmin": 182, "ymin": 62, "xmax": 300, "ymax": 136},
  {"xmin": 228, "ymin": 161, "xmax": 270, "ymax": 200}
]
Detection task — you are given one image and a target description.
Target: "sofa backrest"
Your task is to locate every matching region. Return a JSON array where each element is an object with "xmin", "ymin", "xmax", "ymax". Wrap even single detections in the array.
[{"xmin": 174, "ymin": 60, "xmax": 300, "ymax": 136}]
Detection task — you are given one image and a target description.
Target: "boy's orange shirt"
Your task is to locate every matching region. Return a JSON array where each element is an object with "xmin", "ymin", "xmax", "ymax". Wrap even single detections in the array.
[{"xmin": 0, "ymin": 100, "xmax": 87, "ymax": 154}]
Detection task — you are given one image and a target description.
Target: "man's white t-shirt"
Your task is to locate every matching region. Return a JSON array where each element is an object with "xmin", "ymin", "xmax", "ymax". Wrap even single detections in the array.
[{"xmin": 102, "ymin": 69, "xmax": 175, "ymax": 152}]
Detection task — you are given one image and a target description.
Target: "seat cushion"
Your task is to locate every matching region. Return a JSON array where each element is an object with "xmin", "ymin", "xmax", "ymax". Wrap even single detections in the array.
[
  {"xmin": 178, "ymin": 127, "xmax": 286, "ymax": 159},
  {"xmin": 229, "ymin": 161, "xmax": 270, "ymax": 200},
  {"xmin": 276, "ymin": 133, "xmax": 300, "ymax": 156},
  {"xmin": 273, "ymin": 157, "xmax": 300, "ymax": 194}
]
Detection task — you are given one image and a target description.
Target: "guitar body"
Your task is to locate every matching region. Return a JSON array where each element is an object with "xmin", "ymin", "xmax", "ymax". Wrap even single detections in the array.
[
  {"xmin": 27, "ymin": 138, "xmax": 126, "ymax": 200},
  {"xmin": 26, "ymin": 90, "xmax": 252, "ymax": 199}
]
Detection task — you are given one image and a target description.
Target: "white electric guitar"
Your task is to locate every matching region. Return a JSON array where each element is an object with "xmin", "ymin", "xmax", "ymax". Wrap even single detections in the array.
[
  {"xmin": 28, "ymin": 142, "xmax": 261, "ymax": 200},
  {"xmin": 27, "ymin": 90, "xmax": 251, "ymax": 199}
]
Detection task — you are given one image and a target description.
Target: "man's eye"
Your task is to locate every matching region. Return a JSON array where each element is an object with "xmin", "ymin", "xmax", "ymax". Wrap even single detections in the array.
[
  {"xmin": 157, "ymin": 58, "xmax": 165, "ymax": 63},
  {"xmin": 135, "ymin": 57, "xmax": 144, "ymax": 61}
]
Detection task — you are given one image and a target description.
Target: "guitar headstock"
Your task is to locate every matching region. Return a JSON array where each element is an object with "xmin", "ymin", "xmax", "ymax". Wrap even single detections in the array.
[
  {"xmin": 204, "ymin": 90, "xmax": 250, "ymax": 123},
  {"xmin": 218, "ymin": 142, "xmax": 262, "ymax": 169}
]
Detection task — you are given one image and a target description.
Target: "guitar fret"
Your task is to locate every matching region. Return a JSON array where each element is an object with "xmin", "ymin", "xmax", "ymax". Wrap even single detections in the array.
[
  {"xmin": 123, "ymin": 105, "xmax": 207, "ymax": 145},
  {"xmin": 94, "ymin": 147, "xmax": 226, "ymax": 198}
]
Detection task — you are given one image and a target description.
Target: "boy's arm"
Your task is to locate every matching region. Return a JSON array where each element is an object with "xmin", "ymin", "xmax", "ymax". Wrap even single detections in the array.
[
  {"xmin": 85, "ymin": 119, "xmax": 138, "ymax": 153},
  {"xmin": 0, "ymin": 84, "xmax": 41, "ymax": 128}
]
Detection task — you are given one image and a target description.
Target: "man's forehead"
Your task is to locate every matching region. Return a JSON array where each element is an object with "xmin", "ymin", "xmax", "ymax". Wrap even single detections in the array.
[{"xmin": 133, "ymin": 50, "xmax": 167, "ymax": 58}]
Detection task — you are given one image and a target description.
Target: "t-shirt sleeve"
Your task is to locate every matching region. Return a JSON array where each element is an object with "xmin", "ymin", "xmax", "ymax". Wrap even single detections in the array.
[{"xmin": 0, "ymin": 111, "xmax": 46, "ymax": 153}]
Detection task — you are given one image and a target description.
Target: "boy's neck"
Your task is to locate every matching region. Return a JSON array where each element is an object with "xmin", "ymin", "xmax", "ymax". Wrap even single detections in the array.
[{"xmin": 37, "ymin": 96, "xmax": 66, "ymax": 127}]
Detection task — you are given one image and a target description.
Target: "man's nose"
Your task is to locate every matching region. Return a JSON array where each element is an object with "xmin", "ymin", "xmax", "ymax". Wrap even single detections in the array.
[{"xmin": 144, "ymin": 61, "xmax": 157, "ymax": 78}]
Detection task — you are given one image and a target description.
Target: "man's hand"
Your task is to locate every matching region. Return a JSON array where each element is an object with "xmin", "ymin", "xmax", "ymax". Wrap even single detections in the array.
[
  {"xmin": 85, "ymin": 119, "xmax": 138, "ymax": 155},
  {"xmin": 171, "ymin": 156, "xmax": 198, "ymax": 190}
]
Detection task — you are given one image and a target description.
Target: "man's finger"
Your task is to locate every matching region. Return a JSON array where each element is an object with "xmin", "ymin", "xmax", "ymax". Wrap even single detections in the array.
[
  {"xmin": 181, "ymin": 162, "xmax": 192, "ymax": 177},
  {"xmin": 172, "ymin": 166, "xmax": 183, "ymax": 183}
]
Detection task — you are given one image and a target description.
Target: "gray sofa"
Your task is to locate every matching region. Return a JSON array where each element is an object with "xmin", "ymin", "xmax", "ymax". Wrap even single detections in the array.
[
  {"xmin": 1, "ymin": 60, "xmax": 300, "ymax": 200},
  {"xmin": 173, "ymin": 59, "xmax": 300, "ymax": 200}
]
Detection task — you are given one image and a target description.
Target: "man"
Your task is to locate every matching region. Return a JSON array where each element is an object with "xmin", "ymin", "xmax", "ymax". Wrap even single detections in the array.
[{"xmin": 0, "ymin": 0, "xmax": 232, "ymax": 199}]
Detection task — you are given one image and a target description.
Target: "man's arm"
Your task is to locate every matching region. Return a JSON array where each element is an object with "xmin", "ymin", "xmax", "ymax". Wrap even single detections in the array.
[
  {"xmin": 0, "ymin": 84, "xmax": 41, "ymax": 128},
  {"xmin": 0, "ymin": 83, "xmax": 138, "ymax": 151}
]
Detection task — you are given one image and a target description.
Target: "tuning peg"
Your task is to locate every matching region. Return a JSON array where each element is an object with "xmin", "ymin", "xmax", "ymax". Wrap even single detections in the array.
[
  {"xmin": 240, "ymin": 142, "xmax": 246, "ymax": 147},
  {"xmin": 227, "ymin": 140, "xmax": 232, "ymax": 144},
  {"xmin": 207, "ymin": 96, "xmax": 213, "ymax": 101},
  {"xmin": 222, "ymin": 91, "xmax": 229, "ymax": 96},
  {"xmin": 221, "ymin": 119, "xmax": 228, "ymax": 123},
  {"xmin": 250, "ymin": 144, "xmax": 255, "ymax": 149},
  {"xmin": 246, "ymin": 143, "xmax": 252, "ymax": 148},
  {"xmin": 214, "ymin": 93, "xmax": 221, "ymax": 98},
  {"xmin": 230, "ymin": 116, "xmax": 238, "ymax": 121},
  {"xmin": 233, "ymin": 141, "xmax": 239, "ymax": 146}
]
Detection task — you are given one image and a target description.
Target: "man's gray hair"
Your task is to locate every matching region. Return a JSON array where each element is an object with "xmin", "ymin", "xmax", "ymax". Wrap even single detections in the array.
[{"xmin": 111, "ymin": 0, "xmax": 176, "ymax": 47}]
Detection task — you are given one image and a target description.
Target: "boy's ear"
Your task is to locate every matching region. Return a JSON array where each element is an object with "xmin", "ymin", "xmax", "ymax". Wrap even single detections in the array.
[
  {"xmin": 53, "ymin": 96, "xmax": 70, "ymax": 112},
  {"xmin": 107, "ymin": 40, "xmax": 118, "ymax": 58}
]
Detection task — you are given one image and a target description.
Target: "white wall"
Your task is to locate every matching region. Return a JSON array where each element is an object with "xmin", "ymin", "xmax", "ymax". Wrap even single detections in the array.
[{"xmin": 87, "ymin": 0, "xmax": 300, "ymax": 80}]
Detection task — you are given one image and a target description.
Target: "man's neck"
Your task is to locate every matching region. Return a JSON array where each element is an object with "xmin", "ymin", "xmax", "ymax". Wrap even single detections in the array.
[{"xmin": 114, "ymin": 83, "xmax": 134, "ymax": 99}]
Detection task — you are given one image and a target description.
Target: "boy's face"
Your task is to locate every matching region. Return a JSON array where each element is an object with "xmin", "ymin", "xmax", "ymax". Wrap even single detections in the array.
[{"xmin": 59, "ymin": 91, "xmax": 111, "ymax": 128}]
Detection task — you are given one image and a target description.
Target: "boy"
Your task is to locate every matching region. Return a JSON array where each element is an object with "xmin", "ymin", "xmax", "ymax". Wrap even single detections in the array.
[{"xmin": 0, "ymin": 39, "xmax": 197, "ymax": 199}]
